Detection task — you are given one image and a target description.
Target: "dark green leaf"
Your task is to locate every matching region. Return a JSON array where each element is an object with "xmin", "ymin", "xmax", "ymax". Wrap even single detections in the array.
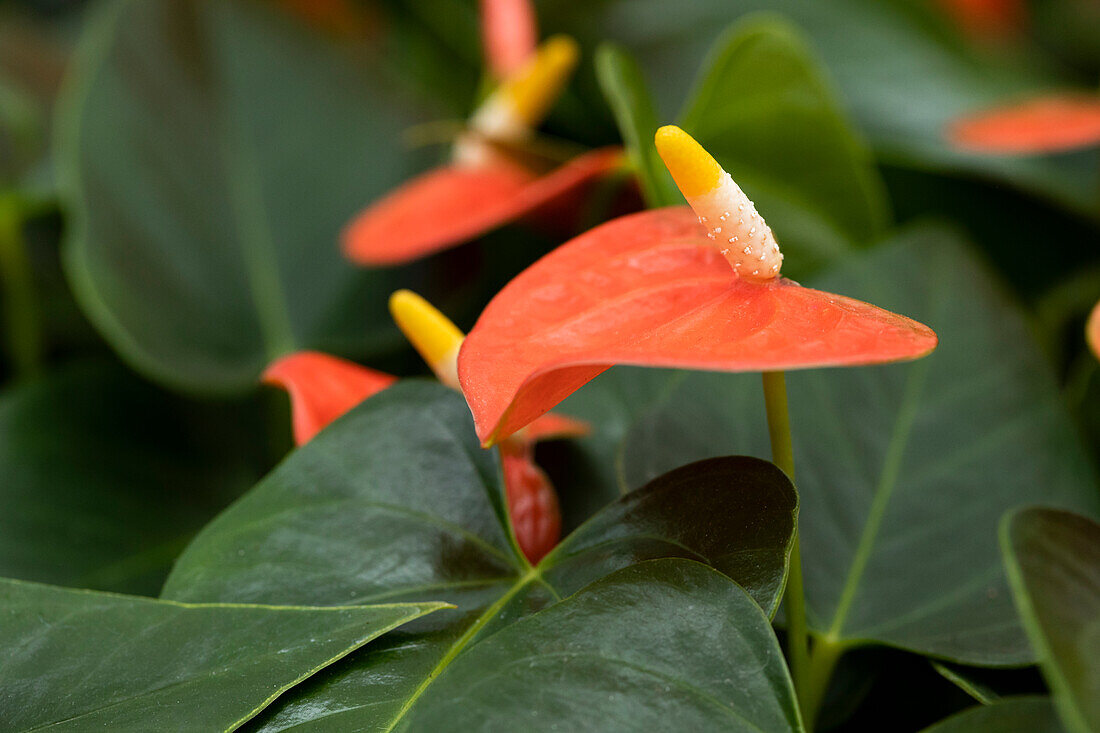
[
  {"xmin": 1002, "ymin": 508, "xmax": 1100, "ymax": 733},
  {"xmin": 57, "ymin": 0, "xmax": 437, "ymax": 393},
  {"xmin": 161, "ymin": 381, "xmax": 797, "ymax": 729},
  {"xmin": 919, "ymin": 697, "xmax": 1065, "ymax": 733},
  {"xmin": 0, "ymin": 577, "xmax": 445, "ymax": 732},
  {"xmin": 0, "ymin": 361, "xmax": 263, "ymax": 595},
  {"xmin": 401, "ymin": 559, "xmax": 803, "ymax": 732},
  {"xmin": 558, "ymin": 223, "xmax": 1100, "ymax": 664}
]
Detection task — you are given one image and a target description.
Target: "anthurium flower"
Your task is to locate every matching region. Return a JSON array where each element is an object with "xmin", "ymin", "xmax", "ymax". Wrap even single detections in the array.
[
  {"xmin": 263, "ymin": 292, "xmax": 585, "ymax": 564},
  {"xmin": 343, "ymin": 27, "xmax": 624, "ymax": 266},
  {"xmin": 458, "ymin": 126, "xmax": 938, "ymax": 446},
  {"xmin": 948, "ymin": 94, "xmax": 1100, "ymax": 154}
]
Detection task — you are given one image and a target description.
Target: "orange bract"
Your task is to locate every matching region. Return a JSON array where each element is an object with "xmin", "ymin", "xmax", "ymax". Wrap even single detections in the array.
[
  {"xmin": 949, "ymin": 95, "xmax": 1100, "ymax": 154},
  {"xmin": 263, "ymin": 351, "xmax": 396, "ymax": 445},
  {"xmin": 343, "ymin": 148, "xmax": 622, "ymax": 265},
  {"xmin": 458, "ymin": 207, "xmax": 938, "ymax": 446},
  {"xmin": 480, "ymin": 0, "xmax": 538, "ymax": 78}
]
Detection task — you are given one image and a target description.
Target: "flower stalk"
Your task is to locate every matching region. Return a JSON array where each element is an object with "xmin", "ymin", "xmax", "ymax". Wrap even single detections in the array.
[{"xmin": 761, "ymin": 370, "xmax": 810, "ymax": 724}]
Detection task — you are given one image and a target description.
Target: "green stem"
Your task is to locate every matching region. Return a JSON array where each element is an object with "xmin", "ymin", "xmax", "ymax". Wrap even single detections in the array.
[
  {"xmin": 761, "ymin": 371, "xmax": 811, "ymax": 726},
  {"xmin": 0, "ymin": 195, "xmax": 42, "ymax": 379},
  {"xmin": 802, "ymin": 635, "xmax": 845, "ymax": 728}
]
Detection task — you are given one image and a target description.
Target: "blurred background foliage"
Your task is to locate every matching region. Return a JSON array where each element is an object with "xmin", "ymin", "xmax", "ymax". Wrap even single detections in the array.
[{"xmin": 0, "ymin": 0, "xmax": 1098, "ymax": 728}]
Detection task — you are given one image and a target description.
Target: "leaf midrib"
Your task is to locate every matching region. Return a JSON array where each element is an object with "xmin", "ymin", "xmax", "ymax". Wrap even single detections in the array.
[
  {"xmin": 204, "ymin": 2, "xmax": 296, "ymax": 361},
  {"xmin": 822, "ymin": 262, "xmax": 949, "ymax": 641},
  {"xmin": 379, "ymin": 568, "xmax": 543, "ymax": 732}
]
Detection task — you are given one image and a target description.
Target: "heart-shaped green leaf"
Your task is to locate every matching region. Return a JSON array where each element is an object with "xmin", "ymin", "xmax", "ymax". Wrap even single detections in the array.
[
  {"xmin": 554, "ymin": 223, "xmax": 1100, "ymax": 664},
  {"xmin": 161, "ymin": 381, "xmax": 797, "ymax": 729},
  {"xmin": 57, "ymin": 0, "xmax": 436, "ymax": 393},
  {"xmin": 399, "ymin": 559, "xmax": 804, "ymax": 732},
  {"xmin": 0, "ymin": 361, "xmax": 263, "ymax": 595},
  {"xmin": 596, "ymin": 19, "xmax": 888, "ymax": 278},
  {"xmin": 1002, "ymin": 508, "xmax": 1100, "ymax": 733},
  {"xmin": 919, "ymin": 697, "xmax": 1065, "ymax": 733},
  {"xmin": 0, "ymin": 577, "xmax": 446, "ymax": 732}
]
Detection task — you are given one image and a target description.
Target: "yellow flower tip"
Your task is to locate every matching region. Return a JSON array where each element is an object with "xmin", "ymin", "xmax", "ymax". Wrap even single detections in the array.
[
  {"xmin": 388, "ymin": 289, "xmax": 465, "ymax": 389},
  {"xmin": 655, "ymin": 125, "xmax": 783, "ymax": 283},
  {"xmin": 468, "ymin": 34, "xmax": 579, "ymax": 143},
  {"xmin": 503, "ymin": 34, "xmax": 578, "ymax": 127},
  {"xmin": 654, "ymin": 125, "xmax": 722, "ymax": 199}
]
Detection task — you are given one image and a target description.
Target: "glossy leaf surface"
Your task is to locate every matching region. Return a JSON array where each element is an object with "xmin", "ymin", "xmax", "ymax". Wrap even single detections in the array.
[
  {"xmin": 400, "ymin": 559, "xmax": 803, "ymax": 732},
  {"xmin": 343, "ymin": 147, "xmax": 622, "ymax": 266},
  {"xmin": 919, "ymin": 697, "xmax": 1065, "ymax": 733},
  {"xmin": 552, "ymin": 224, "xmax": 1100, "ymax": 663},
  {"xmin": 0, "ymin": 578, "xmax": 444, "ymax": 732},
  {"xmin": 261, "ymin": 351, "xmax": 583, "ymax": 563},
  {"xmin": 949, "ymin": 95, "xmax": 1100, "ymax": 154},
  {"xmin": 459, "ymin": 207, "xmax": 937, "ymax": 446},
  {"xmin": 58, "ymin": 0, "xmax": 436, "ymax": 392},
  {"xmin": 161, "ymin": 381, "xmax": 797, "ymax": 729},
  {"xmin": 0, "ymin": 362, "xmax": 261, "ymax": 595},
  {"xmin": 1002, "ymin": 508, "xmax": 1100, "ymax": 732},
  {"xmin": 263, "ymin": 351, "xmax": 395, "ymax": 445}
]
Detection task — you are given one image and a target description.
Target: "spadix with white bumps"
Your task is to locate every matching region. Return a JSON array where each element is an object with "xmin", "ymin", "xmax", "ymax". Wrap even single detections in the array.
[{"xmin": 655, "ymin": 126, "xmax": 782, "ymax": 283}]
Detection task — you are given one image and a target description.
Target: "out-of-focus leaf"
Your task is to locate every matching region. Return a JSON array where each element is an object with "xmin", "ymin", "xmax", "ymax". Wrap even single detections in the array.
[
  {"xmin": 0, "ymin": 361, "xmax": 264, "ymax": 595},
  {"xmin": 932, "ymin": 662, "xmax": 1002, "ymax": 704},
  {"xmin": 0, "ymin": 76, "xmax": 41, "ymax": 186},
  {"xmin": 932, "ymin": 660, "xmax": 1049, "ymax": 707},
  {"xmin": 1002, "ymin": 508, "xmax": 1100, "ymax": 733},
  {"xmin": 161, "ymin": 381, "xmax": 798, "ymax": 729},
  {"xmin": 919, "ymin": 697, "xmax": 1065, "ymax": 733},
  {"xmin": 545, "ymin": 0, "xmax": 1099, "ymax": 214},
  {"xmin": 556, "ymin": 223, "xmax": 1100, "ymax": 664},
  {"xmin": 678, "ymin": 19, "xmax": 889, "ymax": 257},
  {"xmin": 0, "ymin": 577, "xmax": 446, "ymax": 731},
  {"xmin": 594, "ymin": 43, "xmax": 675, "ymax": 209},
  {"xmin": 57, "ymin": 0, "xmax": 438, "ymax": 393}
]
